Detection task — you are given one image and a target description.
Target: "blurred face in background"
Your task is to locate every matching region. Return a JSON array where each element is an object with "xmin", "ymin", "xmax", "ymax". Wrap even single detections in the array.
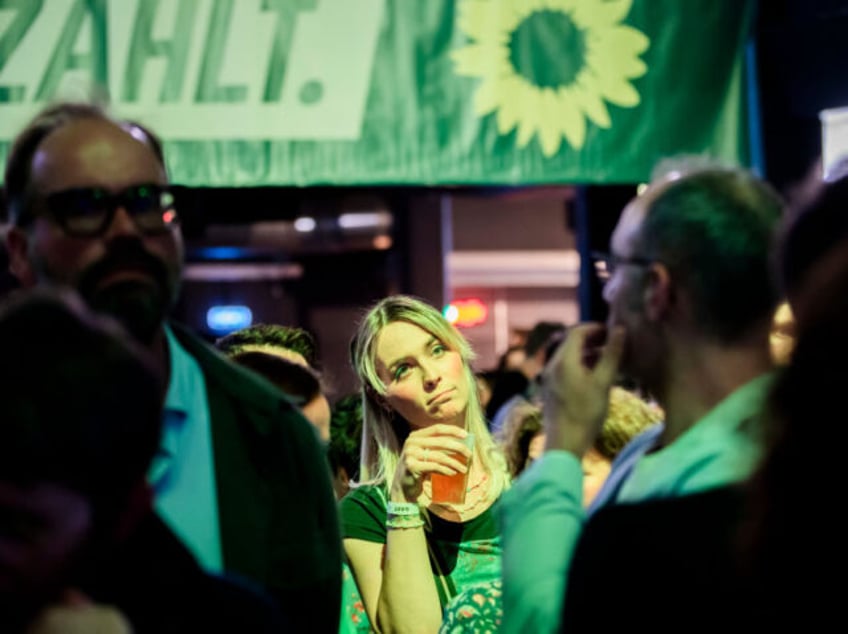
[
  {"xmin": 770, "ymin": 302, "xmax": 795, "ymax": 366},
  {"xmin": 502, "ymin": 347, "xmax": 526, "ymax": 371},
  {"xmin": 302, "ymin": 393, "xmax": 332, "ymax": 443},
  {"xmin": 525, "ymin": 433, "xmax": 612, "ymax": 508},
  {"xmin": 475, "ymin": 374, "xmax": 493, "ymax": 410},
  {"xmin": 580, "ymin": 449, "xmax": 612, "ymax": 507}
]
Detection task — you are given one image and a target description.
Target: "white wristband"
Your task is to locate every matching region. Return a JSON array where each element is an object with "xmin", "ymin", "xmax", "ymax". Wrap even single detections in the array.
[{"xmin": 386, "ymin": 501, "xmax": 420, "ymax": 516}]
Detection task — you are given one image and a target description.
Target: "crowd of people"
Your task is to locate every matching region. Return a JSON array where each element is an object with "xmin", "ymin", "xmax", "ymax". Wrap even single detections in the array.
[{"xmin": 0, "ymin": 100, "xmax": 845, "ymax": 633}]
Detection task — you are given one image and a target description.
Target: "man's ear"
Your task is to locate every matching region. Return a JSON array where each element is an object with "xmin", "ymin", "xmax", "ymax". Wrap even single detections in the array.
[
  {"xmin": 643, "ymin": 263, "xmax": 673, "ymax": 322},
  {"xmin": 5, "ymin": 226, "xmax": 35, "ymax": 287}
]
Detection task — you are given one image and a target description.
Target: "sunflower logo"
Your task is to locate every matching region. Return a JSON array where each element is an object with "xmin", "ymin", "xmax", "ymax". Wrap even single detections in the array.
[{"xmin": 451, "ymin": 0, "xmax": 650, "ymax": 156}]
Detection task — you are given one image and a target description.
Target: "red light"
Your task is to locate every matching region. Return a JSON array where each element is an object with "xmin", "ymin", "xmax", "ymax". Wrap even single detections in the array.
[
  {"xmin": 162, "ymin": 209, "xmax": 177, "ymax": 224},
  {"xmin": 444, "ymin": 298, "xmax": 488, "ymax": 327}
]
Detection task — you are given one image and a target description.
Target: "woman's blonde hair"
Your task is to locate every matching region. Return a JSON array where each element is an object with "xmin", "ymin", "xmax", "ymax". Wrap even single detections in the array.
[
  {"xmin": 350, "ymin": 295, "xmax": 508, "ymax": 499},
  {"xmin": 595, "ymin": 387, "xmax": 664, "ymax": 460}
]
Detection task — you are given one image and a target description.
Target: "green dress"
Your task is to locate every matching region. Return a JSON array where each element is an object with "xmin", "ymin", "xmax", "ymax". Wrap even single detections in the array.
[
  {"xmin": 339, "ymin": 484, "xmax": 502, "ymax": 621},
  {"xmin": 338, "ymin": 560, "xmax": 370, "ymax": 633}
]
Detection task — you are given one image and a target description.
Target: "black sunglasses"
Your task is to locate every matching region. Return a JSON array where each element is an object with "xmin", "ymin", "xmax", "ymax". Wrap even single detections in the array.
[
  {"xmin": 591, "ymin": 250, "xmax": 655, "ymax": 281},
  {"xmin": 41, "ymin": 184, "xmax": 179, "ymax": 238}
]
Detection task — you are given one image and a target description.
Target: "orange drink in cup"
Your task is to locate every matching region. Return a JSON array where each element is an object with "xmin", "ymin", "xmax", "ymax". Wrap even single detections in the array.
[{"xmin": 431, "ymin": 433, "xmax": 474, "ymax": 505}]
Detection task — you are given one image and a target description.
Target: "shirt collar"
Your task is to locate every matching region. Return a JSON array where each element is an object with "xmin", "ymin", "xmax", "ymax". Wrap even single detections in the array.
[
  {"xmin": 163, "ymin": 323, "xmax": 194, "ymax": 417},
  {"xmin": 149, "ymin": 325, "xmax": 193, "ymax": 488}
]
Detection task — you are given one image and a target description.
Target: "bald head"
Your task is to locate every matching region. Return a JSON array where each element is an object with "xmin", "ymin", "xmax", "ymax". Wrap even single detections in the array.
[{"xmin": 31, "ymin": 118, "xmax": 167, "ymax": 197}]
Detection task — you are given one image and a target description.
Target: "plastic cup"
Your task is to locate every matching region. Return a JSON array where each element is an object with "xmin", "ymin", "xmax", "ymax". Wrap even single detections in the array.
[{"xmin": 431, "ymin": 433, "xmax": 475, "ymax": 505}]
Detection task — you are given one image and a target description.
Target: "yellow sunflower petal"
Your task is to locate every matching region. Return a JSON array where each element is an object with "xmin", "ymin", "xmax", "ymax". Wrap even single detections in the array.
[
  {"xmin": 458, "ymin": 0, "xmax": 515, "ymax": 43},
  {"xmin": 516, "ymin": 85, "xmax": 544, "ymax": 147},
  {"xmin": 572, "ymin": 0, "xmax": 633, "ymax": 29},
  {"xmin": 544, "ymin": 0, "xmax": 578, "ymax": 11},
  {"xmin": 451, "ymin": 44, "xmax": 510, "ymax": 77},
  {"xmin": 570, "ymin": 78, "xmax": 611, "ymax": 128},
  {"xmin": 495, "ymin": 76, "xmax": 526, "ymax": 134},
  {"xmin": 555, "ymin": 87, "xmax": 586, "ymax": 150},
  {"xmin": 508, "ymin": 0, "xmax": 545, "ymax": 21},
  {"xmin": 537, "ymin": 88, "xmax": 565, "ymax": 156},
  {"xmin": 516, "ymin": 119, "xmax": 537, "ymax": 148},
  {"xmin": 473, "ymin": 78, "xmax": 502, "ymax": 115},
  {"xmin": 589, "ymin": 25, "xmax": 650, "ymax": 64},
  {"xmin": 585, "ymin": 40, "xmax": 647, "ymax": 80},
  {"xmin": 594, "ymin": 73, "xmax": 641, "ymax": 107}
]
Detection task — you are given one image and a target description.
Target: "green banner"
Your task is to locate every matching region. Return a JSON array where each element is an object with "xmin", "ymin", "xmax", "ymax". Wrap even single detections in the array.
[{"xmin": 0, "ymin": 0, "xmax": 753, "ymax": 186}]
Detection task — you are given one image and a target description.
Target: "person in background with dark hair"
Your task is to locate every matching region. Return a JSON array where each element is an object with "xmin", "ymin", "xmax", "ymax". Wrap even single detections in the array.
[
  {"xmin": 486, "ymin": 321, "xmax": 566, "ymax": 433},
  {"xmin": 0, "ymin": 227, "xmax": 21, "ymax": 299},
  {"xmin": 778, "ymin": 163, "xmax": 848, "ymax": 321},
  {"xmin": 501, "ymin": 161, "xmax": 784, "ymax": 634},
  {"xmin": 0, "ymin": 289, "xmax": 285, "ymax": 633},
  {"xmin": 228, "ymin": 350, "xmax": 331, "ymax": 443},
  {"xmin": 217, "ymin": 324, "xmax": 332, "ymax": 442},
  {"xmin": 743, "ymin": 235, "xmax": 848, "ymax": 627},
  {"xmin": 216, "ymin": 323, "xmax": 319, "ymax": 369},
  {"xmin": 329, "ymin": 393, "xmax": 364, "ymax": 500},
  {"xmin": 2, "ymin": 101, "xmax": 341, "ymax": 631}
]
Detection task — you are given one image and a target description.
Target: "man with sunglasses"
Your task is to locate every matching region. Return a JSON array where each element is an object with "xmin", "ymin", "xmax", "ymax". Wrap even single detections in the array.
[
  {"xmin": 500, "ymin": 161, "xmax": 785, "ymax": 634},
  {"xmin": 3, "ymin": 102, "xmax": 342, "ymax": 632}
]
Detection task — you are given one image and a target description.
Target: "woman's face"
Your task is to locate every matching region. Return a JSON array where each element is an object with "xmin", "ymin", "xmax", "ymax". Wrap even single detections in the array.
[{"xmin": 374, "ymin": 320, "xmax": 469, "ymax": 429}]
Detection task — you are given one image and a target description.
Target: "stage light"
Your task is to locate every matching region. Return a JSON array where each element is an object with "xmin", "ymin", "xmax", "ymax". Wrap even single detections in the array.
[
  {"xmin": 207, "ymin": 305, "xmax": 253, "ymax": 333},
  {"xmin": 443, "ymin": 298, "xmax": 488, "ymax": 327}
]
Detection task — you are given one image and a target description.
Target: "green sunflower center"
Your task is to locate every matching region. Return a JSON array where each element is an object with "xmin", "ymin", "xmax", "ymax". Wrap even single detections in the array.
[{"xmin": 508, "ymin": 10, "xmax": 586, "ymax": 88}]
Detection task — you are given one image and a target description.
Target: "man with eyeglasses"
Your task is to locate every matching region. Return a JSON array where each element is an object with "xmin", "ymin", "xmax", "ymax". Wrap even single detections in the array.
[
  {"xmin": 3, "ymin": 102, "xmax": 342, "ymax": 632},
  {"xmin": 500, "ymin": 161, "xmax": 785, "ymax": 634}
]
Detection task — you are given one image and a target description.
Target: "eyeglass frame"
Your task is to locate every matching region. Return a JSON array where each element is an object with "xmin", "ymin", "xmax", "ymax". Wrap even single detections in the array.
[
  {"xmin": 590, "ymin": 250, "xmax": 656, "ymax": 281},
  {"xmin": 26, "ymin": 183, "xmax": 179, "ymax": 238}
]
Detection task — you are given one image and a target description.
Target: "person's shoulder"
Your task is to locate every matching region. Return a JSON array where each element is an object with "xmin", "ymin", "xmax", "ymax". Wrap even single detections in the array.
[
  {"xmin": 588, "ymin": 485, "xmax": 746, "ymax": 548},
  {"xmin": 341, "ymin": 484, "xmax": 387, "ymax": 512},
  {"xmin": 566, "ymin": 486, "xmax": 750, "ymax": 630},
  {"xmin": 339, "ymin": 485, "xmax": 390, "ymax": 542}
]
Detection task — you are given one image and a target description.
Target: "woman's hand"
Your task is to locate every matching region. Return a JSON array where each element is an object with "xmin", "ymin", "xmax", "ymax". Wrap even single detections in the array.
[{"xmin": 391, "ymin": 424, "xmax": 470, "ymax": 503}]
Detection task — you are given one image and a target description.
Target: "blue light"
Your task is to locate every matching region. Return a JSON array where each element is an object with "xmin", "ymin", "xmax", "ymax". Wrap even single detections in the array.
[
  {"xmin": 196, "ymin": 246, "xmax": 251, "ymax": 260},
  {"xmin": 207, "ymin": 305, "xmax": 253, "ymax": 333}
]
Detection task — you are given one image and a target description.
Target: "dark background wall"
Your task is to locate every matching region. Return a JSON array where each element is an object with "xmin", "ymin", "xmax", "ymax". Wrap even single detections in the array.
[{"xmin": 757, "ymin": 0, "xmax": 848, "ymax": 192}]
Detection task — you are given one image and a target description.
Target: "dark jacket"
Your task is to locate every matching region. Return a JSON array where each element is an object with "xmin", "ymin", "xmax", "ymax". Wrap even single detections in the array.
[
  {"xmin": 81, "ymin": 511, "xmax": 290, "ymax": 633},
  {"xmin": 561, "ymin": 485, "xmax": 832, "ymax": 632},
  {"xmin": 171, "ymin": 324, "xmax": 342, "ymax": 632}
]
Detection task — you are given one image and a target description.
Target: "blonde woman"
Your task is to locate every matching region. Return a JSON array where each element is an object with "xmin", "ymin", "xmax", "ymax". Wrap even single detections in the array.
[{"xmin": 340, "ymin": 296, "xmax": 508, "ymax": 633}]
